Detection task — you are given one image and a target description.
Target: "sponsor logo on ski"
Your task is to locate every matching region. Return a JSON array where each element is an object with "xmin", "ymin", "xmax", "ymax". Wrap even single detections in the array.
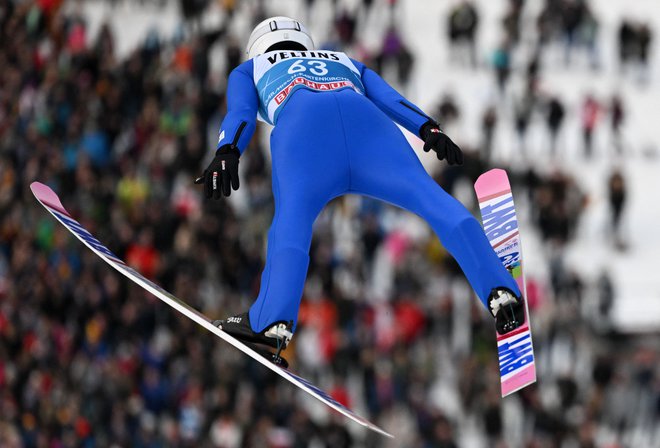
[
  {"xmin": 497, "ymin": 239, "xmax": 519, "ymax": 253},
  {"xmin": 227, "ymin": 316, "xmax": 241, "ymax": 324},
  {"xmin": 481, "ymin": 195, "xmax": 518, "ymax": 242},
  {"xmin": 498, "ymin": 331, "xmax": 534, "ymax": 378},
  {"xmin": 499, "ymin": 251, "xmax": 520, "ymax": 269},
  {"xmin": 52, "ymin": 210, "xmax": 123, "ymax": 264}
]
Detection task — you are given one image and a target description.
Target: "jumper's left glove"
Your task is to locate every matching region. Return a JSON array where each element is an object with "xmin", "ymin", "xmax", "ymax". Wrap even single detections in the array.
[
  {"xmin": 195, "ymin": 144, "xmax": 241, "ymax": 198},
  {"xmin": 420, "ymin": 120, "xmax": 464, "ymax": 165}
]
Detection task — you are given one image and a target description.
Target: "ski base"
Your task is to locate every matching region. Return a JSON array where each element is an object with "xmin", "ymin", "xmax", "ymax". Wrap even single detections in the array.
[{"xmin": 31, "ymin": 181, "xmax": 392, "ymax": 438}]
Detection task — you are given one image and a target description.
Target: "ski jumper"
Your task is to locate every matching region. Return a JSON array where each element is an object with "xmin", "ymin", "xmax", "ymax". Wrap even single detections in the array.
[{"xmin": 217, "ymin": 50, "xmax": 521, "ymax": 333}]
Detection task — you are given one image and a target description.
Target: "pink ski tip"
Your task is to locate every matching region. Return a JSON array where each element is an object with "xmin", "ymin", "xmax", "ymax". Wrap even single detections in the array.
[
  {"xmin": 30, "ymin": 182, "xmax": 66, "ymax": 211},
  {"xmin": 501, "ymin": 364, "xmax": 537, "ymax": 397},
  {"xmin": 474, "ymin": 168, "xmax": 510, "ymax": 200}
]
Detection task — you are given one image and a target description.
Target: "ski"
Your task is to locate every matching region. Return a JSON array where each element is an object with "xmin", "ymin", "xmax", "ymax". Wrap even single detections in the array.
[
  {"xmin": 30, "ymin": 182, "xmax": 393, "ymax": 438},
  {"xmin": 474, "ymin": 169, "xmax": 537, "ymax": 397}
]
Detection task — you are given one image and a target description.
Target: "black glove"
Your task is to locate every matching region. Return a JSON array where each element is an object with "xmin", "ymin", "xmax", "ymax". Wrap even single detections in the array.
[
  {"xmin": 195, "ymin": 144, "xmax": 241, "ymax": 198},
  {"xmin": 420, "ymin": 121, "xmax": 464, "ymax": 165}
]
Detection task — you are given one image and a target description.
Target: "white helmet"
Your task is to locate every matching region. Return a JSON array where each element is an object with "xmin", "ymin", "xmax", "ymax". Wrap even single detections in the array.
[{"xmin": 246, "ymin": 16, "xmax": 315, "ymax": 59}]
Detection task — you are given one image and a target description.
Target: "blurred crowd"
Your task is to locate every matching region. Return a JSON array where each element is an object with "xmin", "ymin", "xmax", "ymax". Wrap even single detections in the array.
[{"xmin": 1, "ymin": 0, "xmax": 658, "ymax": 447}]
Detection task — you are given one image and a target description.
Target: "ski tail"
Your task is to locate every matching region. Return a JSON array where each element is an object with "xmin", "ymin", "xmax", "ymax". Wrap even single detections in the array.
[{"xmin": 474, "ymin": 169, "xmax": 537, "ymax": 396}]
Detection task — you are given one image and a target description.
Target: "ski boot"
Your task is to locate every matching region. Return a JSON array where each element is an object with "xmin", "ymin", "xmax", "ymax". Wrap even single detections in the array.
[
  {"xmin": 214, "ymin": 312, "xmax": 293, "ymax": 368},
  {"xmin": 488, "ymin": 287, "xmax": 526, "ymax": 335}
]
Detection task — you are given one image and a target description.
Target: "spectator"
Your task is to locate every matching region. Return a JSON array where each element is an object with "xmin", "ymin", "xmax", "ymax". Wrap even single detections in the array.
[
  {"xmin": 513, "ymin": 82, "xmax": 537, "ymax": 155},
  {"xmin": 608, "ymin": 170, "xmax": 627, "ymax": 250},
  {"xmin": 447, "ymin": 1, "xmax": 480, "ymax": 67},
  {"xmin": 180, "ymin": 0, "xmax": 209, "ymax": 32},
  {"xmin": 545, "ymin": 96, "xmax": 565, "ymax": 156},
  {"xmin": 618, "ymin": 19, "xmax": 637, "ymax": 69},
  {"xmin": 492, "ymin": 39, "xmax": 512, "ymax": 93},
  {"xmin": 481, "ymin": 105, "xmax": 497, "ymax": 160},
  {"xmin": 536, "ymin": 1, "xmax": 560, "ymax": 48},
  {"xmin": 610, "ymin": 94, "xmax": 625, "ymax": 154},
  {"xmin": 581, "ymin": 6, "xmax": 600, "ymax": 69},
  {"xmin": 435, "ymin": 94, "xmax": 460, "ymax": 127},
  {"xmin": 597, "ymin": 270, "xmax": 614, "ymax": 323},
  {"xmin": 360, "ymin": 0, "xmax": 376, "ymax": 16},
  {"xmin": 374, "ymin": 25, "xmax": 415, "ymax": 88},
  {"xmin": 429, "ymin": 413, "xmax": 458, "ymax": 448},
  {"xmin": 581, "ymin": 94, "xmax": 601, "ymax": 157},
  {"xmin": 532, "ymin": 170, "xmax": 586, "ymax": 243},
  {"xmin": 335, "ymin": 9, "xmax": 358, "ymax": 48},
  {"xmin": 223, "ymin": 37, "xmax": 242, "ymax": 78},
  {"xmin": 191, "ymin": 27, "xmax": 227, "ymax": 85},
  {"xmin": 637, "ymin": 23, "xmax": 653, "ymax": 82},
  {"xmin": 618, "ymin": 19, "xmax": 654, "ymax": 81},
  {"xmin": 220, "ymin": 0, "xmax": 236, "ymax": 18},
  {"xmin": 560, "ymin": 0, "xmax": 587, "ymax": 65},
  {"xmin": 502, "ymin": 0, "xmax": 524, "ymax": 45}
]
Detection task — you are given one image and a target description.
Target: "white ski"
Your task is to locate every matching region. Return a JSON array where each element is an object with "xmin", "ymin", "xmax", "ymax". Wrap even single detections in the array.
[{"xmin": 31, "ymin": 181, "xmax": 392, "ymax": 438}]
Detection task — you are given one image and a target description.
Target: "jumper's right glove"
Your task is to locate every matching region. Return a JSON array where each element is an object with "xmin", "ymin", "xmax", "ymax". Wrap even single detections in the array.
[
  {"xmin": 195, "ymin": 144, "xmax": 241, "ymax": 198},
  {"xmin": 420, "ymin": 120, "xmax": 464, "ymax": 165}
]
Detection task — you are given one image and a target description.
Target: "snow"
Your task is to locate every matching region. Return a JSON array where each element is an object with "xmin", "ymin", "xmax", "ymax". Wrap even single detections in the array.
[{"xmin": 78, "ymin": 0, "xmax": 660, "ymax": 332}]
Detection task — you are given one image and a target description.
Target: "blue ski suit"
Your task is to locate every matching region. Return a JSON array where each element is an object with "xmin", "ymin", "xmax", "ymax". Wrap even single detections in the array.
[{"xmin": 216, "ymin": 50, "xmax": 521, "ymax": 333}]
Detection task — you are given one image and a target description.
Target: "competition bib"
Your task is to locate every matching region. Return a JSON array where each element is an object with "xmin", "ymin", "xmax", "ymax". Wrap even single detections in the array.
[{"xmin": 253, "ymin": 50, "xmax": 365, "ymax": 125}]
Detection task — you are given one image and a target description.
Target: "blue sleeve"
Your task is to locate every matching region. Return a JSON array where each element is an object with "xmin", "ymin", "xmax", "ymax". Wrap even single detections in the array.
[
  {"xmin": 217, "ymin": 60, "xmax": 258, "ymax": 154},
  {"xmin": 351, "ymin": 58, "xmax": 435, "ymax": 137}
]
